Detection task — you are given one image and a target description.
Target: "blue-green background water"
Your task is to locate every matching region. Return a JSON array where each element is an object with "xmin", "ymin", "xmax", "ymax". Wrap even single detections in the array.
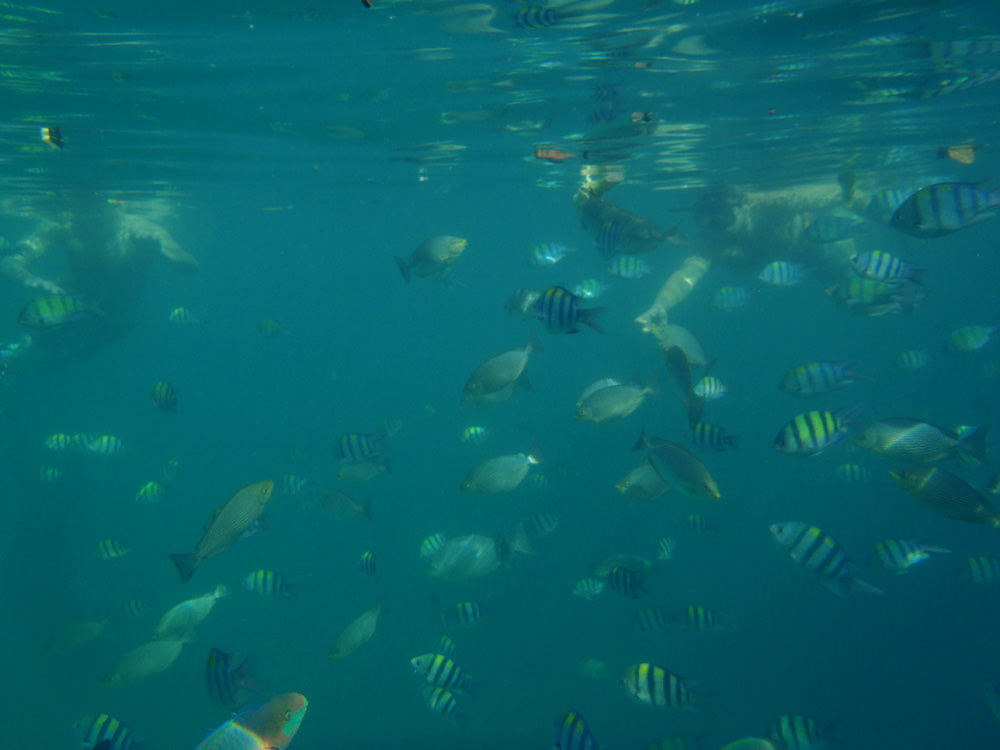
[{"xmin": 2, "ymin": 0, "xmax": 1000, "ymax": 747}]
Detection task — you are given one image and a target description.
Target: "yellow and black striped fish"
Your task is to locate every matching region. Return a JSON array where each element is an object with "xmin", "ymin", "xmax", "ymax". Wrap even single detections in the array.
[
  {"xmin": 97, "ymin": 539, "xmax": 130, "ymax": 560},
  {"xmin": 773, "ymin": 407, "xmax": 861, "ymax": 457},
  {"xmin": 242, "ymin": 568, "xmax": 296, "ymax": 598},
  {"xmin": 410, "ymin": 653, "xmax": 473, "ymax": 693},
  {"xmin": 442, "ymin": 601, "xmax": 488, "ymax": 629},
  {"xmin": 622, "ymin": 663, "xmax": 693, "ymax": 709},
  {"xmin": 150, "ymin": 381, "xmax": 177, "ymax": 412},
  {"xmin": 358, "ymin": 551, "xmax": 377, "ymax": 576},
  {"xmin": 18, "ymin": 295, "xmax": 95, "ymax": 328}
]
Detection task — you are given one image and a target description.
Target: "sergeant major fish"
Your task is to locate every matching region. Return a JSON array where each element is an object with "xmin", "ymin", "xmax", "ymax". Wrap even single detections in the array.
[
  {"xmin": 770, "ymin": 521, "xmax": 883, "ymax": 596},
  {"xmin": 773, "ymin": 407, "xmax": 862, "ymax": 457},
  {"xmin": 534, "ymin": 286, "xmax": 605, "ymax": 334},
  {"xmin": 891, "ymin": 182, "xmax": 1000, "ymax": 237}
]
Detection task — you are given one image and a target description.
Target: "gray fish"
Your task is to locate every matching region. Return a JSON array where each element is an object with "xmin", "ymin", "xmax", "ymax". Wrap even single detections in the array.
[
  {"xmin": 855, "ymin": 419, "xmax": 989, "ymax": 464},
  {"xmin": 329, "ymin": 604, "xmax": 383, "ymax": 659},
  {"xmin": 462, "ymin": 335, "xmax": 541, "ymax": 401},
  {"xmin": 460, "ymin": 452, "xmax": 540, "ymax": 494},
  {"xmin": 395, "ymin": 235, "xmax": 468, "ymax": 282},
  {"xmin": 890, "ymin": 466, "xmax": 1000, "ymax": 526},
  {"xmin": 616, "ymin": 464, "xmax": 670, "ymax": 502},
  {"xmin": 100, "ymin": 638, "xmax": 187, "ymax": 687},
  {"xmin": 635, "ymin": 429, "xmax": 719, "ymax": 500},
  {"xmin": 169, "ymin": 480, "xmax": 274, "ymax": 583},
  {"xmin": 427, "ymin": 534, "xmax": 508, "ymax": 580},
  {"xmin": 575, "ymin": 380, "xmax": 657, "ymax": 423}
]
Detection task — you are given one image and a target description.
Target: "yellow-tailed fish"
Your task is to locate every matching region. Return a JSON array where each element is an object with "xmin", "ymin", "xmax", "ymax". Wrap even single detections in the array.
[{"xmin": 635, "ymin": 429, "xmax": 719, "ymax": 499}]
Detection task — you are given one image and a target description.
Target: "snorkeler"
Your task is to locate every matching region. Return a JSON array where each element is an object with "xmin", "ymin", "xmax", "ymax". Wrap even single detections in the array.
[{"xmin": 1, "ymin": 193, "xmax": 198, "ymax": 360}]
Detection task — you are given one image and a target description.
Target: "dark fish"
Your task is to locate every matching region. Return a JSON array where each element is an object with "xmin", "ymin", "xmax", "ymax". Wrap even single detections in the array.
[
  {"xmin": 890, "ymin": 466, "xmax": 1000, "ymax": 526},
  {"xmin": 169, "ymin": 480, "xmax": 274, "ymax": 583},
  {"xmin": 608, "ymin": 565, "xmax": 646, "ymax": 598},
  {"xmin": 663, "ymin": 345, "xmax": 704, "ymax": 431},
  {"xmin": 150, "ymin": 381, "xmax": 178, "ymax": 412},
  {"xmin": 206, "ymin": 647, "xmax": 255, "ymax": 712},
  {"xmin": 692, "ymin": 422, "xmax": 739, "ymax": 451},
  {"xmin": 534, "ymin": 286, "xmax": 605, "ymax": 334},
  {"xmin": 635, "ymin": 429, "xmax": 720, "ymax": 500}
]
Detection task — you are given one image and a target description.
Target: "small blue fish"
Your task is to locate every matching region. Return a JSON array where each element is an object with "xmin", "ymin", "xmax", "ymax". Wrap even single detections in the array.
[
  {"xmin": 529, "ymin": 243, "xmax": 574, "ymax": 267},
  {"xmin": 712, "ymin": 286, "xmax": 752, "ymax": 311},
  {"xmin": 851, "ymin": 250, "xmax": 924, "ymax": 284},
  {"xmin": 572, "ymin": 278, "xmax": 609, "ymax": 299},
  {"xmin": 607, "ymin": 254, "xmax": 652, "ymax": 279},
  {"xmin": 779, "ymin": 361, "xmax": 863, "ymax": 396},
  {"xmin": 758, "ymin": 261, "xmax": 806, "ymax": 286},
  {"xmin": 804, "ymin": 213, "xmax": 865, "ymax": 243}
]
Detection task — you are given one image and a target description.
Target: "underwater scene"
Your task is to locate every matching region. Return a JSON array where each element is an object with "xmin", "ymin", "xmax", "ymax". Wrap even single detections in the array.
[{"xmin": 2, "ymin": 0, "xmax": 1000, "ymax": 748}]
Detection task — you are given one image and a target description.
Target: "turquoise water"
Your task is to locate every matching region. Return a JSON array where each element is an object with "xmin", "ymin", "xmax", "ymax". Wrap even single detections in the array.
[{"xmin": 2, "ymin": 0, "xmax": 1000, "ymax": 748}]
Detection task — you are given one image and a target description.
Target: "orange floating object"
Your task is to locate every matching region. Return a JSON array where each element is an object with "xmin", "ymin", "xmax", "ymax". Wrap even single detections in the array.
[{"xmin": 534, "ymin": 147, "xmax": 575, "ymax": 162}]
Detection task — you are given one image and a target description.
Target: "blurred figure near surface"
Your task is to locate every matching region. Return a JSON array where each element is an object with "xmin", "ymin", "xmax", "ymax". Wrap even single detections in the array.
[
  {"xmin": 0, "ymin": 191, "xmax": 198, "ymax": 359},
  {"xmin": 1, "ymin": 192, "xmax": 197, "ymax": 361},
  {"xmin": 572, "ymin": 167, "xmax": 867, "ymax": 341}
]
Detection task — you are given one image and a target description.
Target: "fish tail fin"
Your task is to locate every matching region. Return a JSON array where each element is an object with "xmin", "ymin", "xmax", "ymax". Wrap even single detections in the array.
[
  {"xmin": 844, "ymin": 361, "xmax": 868, "ymax": 381},
  {"xmin": 838, "ymin": 403, "xmax": 865, "ymax": 427},
  {"xmin": 361, "ymin": 496, "xmax": 373, "ymax": 520},
  {"xmin": 394, "ymin": 256, "xmax": 412, "ymax": 283},
  {"xmin": 959, "ymin": 424, "xmax": 990, "ymax": 465},
  {"xmin": 527, "ymin": 327, "xmax": 544, "ymax": 355},
  {"xmin": 686, "ymin": 395, "xmax": 705, "ymax": 432},
  {"xmin": 169, "ymin": 553, "xmax": 198, "ymax": 583},
  {"xmin": 725, "ymin": 433, "xmax": 740, "ymax": 450},
  {"xmin": 923, "ymin": 544, "xmax": 952, "ymax": 555},
  {"xmin": 848, "ymin": 576, "xmax": 885, "ymax": 597},
  {"xmin": 580, "ymin": 306, "xmax": 606, "ymax": 333},
  {"xmin": 908, "ymin": 267, "xmax": 928, "ymax": 285},
  {"xmin": 510, "ymin": 520, "xmax": 536, "ymax": 556},
  {"xmin": 632, "ymin": 427, "xmax": 648, "ymax": 452}
]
